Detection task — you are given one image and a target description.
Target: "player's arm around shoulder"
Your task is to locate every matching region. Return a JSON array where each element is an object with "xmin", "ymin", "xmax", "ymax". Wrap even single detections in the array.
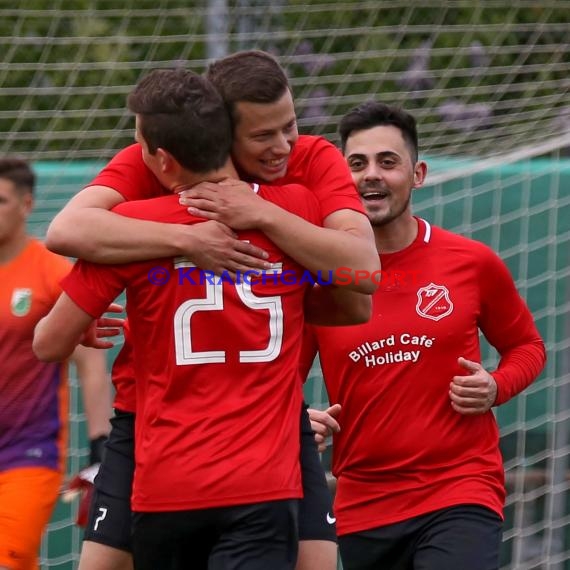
[
  {"xmin": 181, "ymin": 179, "xmax": 380, "ymax": 293},
  {"xmin": 256, "ymin": 203, "xmax": 379, "ymax": 294},
  {"xmin": 46, "ymin": 184, "xmax": 196, "ymax": 264},
  {"xmin": 323, "ymin": 206, "xmax": 379, "ymax": 291},
  {"xmin": 46, "ymin": 184, "xmax": 125, "ymax": 259}
]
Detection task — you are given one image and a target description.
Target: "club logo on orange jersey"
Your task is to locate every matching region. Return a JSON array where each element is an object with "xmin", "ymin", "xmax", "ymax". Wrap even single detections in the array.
[
  {"xmin": 11, "ymin": 288, "xmax": 32, "ymax": 317},
  {"xmin": 415, "ymin": 283, "xmax": 453, "ymax": 321}
]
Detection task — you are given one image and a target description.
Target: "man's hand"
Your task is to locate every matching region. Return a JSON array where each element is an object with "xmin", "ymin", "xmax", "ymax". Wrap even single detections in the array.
[
  {"xmin": 449, "ymin": 357, "xmax": 497, "ymax": 415},
  {"xmin": 185, "ymin": 219, "xmax": 270, "ymax": 277},
  {"xmin": 79, "ymin": 303, "xmax": 124, "ymax": 349},
  {"xmin": 179, "ymin": 179, "xmax": 273, "ymax": 231},
  {"xmin": 308, "ymin": 404, "xmax": 342, "ymax": 452}
]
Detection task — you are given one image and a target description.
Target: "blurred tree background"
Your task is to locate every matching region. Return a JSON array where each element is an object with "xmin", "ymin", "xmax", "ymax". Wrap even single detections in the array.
[{"xmin": 1, "ymin": 0, "xmax": 568, "ymax": 160}]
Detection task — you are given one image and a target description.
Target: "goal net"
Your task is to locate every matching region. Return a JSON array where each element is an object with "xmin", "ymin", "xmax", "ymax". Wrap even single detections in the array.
[{"xmin": 2, "ymin": 2, "xmax": 567, "ymax": 568}]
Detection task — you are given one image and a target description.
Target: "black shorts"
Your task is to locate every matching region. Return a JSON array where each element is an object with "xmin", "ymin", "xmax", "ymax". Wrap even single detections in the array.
[
  {"xmin": 338, "ymin": 504, "xmax": 502, "ymax": 570},
  {"xmin": 83, "ymin": 409, "xmax": 135, "ymax": 551},
  {"xmin": 132, "ymin": 499, "xmax": 298, "ymax": 570},
  {"xmin": 298, "ymin": 403, "xmax": 336, "ymax": 542},
  {"xmin": 83, "ymin": 403, "xmax": 336, "ymax": 550}
]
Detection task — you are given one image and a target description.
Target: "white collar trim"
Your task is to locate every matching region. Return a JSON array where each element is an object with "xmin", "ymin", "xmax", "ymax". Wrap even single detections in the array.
[{"xmin": 420, "ymin": 218, "xmax": 431, "ymax": 243}]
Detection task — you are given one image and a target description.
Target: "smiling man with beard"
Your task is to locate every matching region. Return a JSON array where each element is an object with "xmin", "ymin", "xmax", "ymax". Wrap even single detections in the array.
[{"xmin": 303, "ymin": 101, "xmax": 546, "ymax": 570}]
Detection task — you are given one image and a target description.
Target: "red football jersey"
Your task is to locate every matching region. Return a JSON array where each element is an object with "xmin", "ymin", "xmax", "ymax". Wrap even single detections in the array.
[
  {"xmin": 62, "ymin": 186, "xmax": 321, "ymax": 511},
  {"xmin": 303, "ymin": 218, "xmax": 546, "ymax": 535},
  {"xmin": 110, "ymin": 320, "xmax": 134, "ymax": 413},
  {"xmin": 88, "ymin": 136, "xmax": 365, "ymax": 412}
]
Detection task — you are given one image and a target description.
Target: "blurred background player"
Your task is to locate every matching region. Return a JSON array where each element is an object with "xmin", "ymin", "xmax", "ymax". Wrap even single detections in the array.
[
  {"xmin": 302, "ymin": 101, "xmax": 547, "ymax": 570},
  {"xmin": 45, "ymin": 50, "xmax": 376, "ymax": 570},
  {"xmin": 0, "ymin": 158, "xmax": 111, "ymax": 570}
]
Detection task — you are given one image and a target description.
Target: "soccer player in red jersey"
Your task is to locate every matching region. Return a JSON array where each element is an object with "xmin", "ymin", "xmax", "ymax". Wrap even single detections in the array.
[
  {"xmin": 302, "ymin": 102, "xmax": 547, "ymax": 570},
  {"xmin": 45, "ymin": 51, "xmax": 373, "ymax": 570},
  {"xmin": 0, "ymin": 158, "xmax": 111, "ymax": 570},
  {"xmin": 34, "ymin": 68, "xmax": 354, "ymax": 570}
]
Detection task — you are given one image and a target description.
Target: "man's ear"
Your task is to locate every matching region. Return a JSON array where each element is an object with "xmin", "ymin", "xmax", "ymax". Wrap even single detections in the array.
[
  {"xmin": 21, "ymin": 192, "xmax": 34, "ymax": 218},
  {"xmin": 413, "ymin": 160, "xmax": 428, "ymax": 188},
  {"xmin": 155, "ymin": 147, "xmax": 177, "ymax": 174}
]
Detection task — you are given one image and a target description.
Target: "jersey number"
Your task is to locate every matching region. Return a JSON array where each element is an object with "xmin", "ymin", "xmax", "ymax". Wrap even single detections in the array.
[
  {"xmin": 93, "ymin": 507, "xmax": 108, "ymax": 531},
  {"xmin": 173, "ymin": 280, "xmax": 283, "ymax": 365}
]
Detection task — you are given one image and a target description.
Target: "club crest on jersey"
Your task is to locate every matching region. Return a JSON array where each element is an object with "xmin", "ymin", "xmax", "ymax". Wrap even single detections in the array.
[
  {"xmin": 415, "ymin": 283, "xmax": 453, "ymax": 321},
  {"xmin": 11, "ymin": 288, "xmax": 32, "ymax": 317}
]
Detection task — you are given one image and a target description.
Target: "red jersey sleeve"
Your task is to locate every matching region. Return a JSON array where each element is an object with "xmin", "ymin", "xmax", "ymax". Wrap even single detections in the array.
[
  {"xmin": 87, "ymin": 144, "xmax": 166, "ymax": 201},
  {"xmin": 477, "ymin": 246, "xmax": 547, "ymax": 405},
  {"xmin": 110, "ymin": 320, "xmax": 136, "ymax": 413},
  {"xmin": 282, "ymin": 136, "xmax": 365, "ymax": 220},
  {"xmin": 61, "ymin": 260, "xmax": 131, "ymax": 319}
]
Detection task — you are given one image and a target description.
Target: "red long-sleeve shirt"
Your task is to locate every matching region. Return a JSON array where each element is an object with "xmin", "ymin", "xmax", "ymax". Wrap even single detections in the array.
[{"xmin": 302, "ymin": 218, "xmax": 546, "ymax": 535}]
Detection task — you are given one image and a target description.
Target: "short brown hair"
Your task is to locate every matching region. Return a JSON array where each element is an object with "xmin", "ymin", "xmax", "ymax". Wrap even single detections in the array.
[
  {"xmin": 127, "ymin": 68, "xmax": 232, "ymax": 173},
  {"xmin": 339, "ymin": 101, "xmax": 419, "ymax": 163},
  {"xmin": 206, "ymin": 50, "xmax": 291, "ymax": 126},
  {"xmin": 0, "ymin": 157, "xmax": 35, "ymax": 196}
]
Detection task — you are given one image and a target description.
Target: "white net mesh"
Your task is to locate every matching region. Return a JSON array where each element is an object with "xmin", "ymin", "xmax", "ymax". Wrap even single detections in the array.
[
  {"xmin": 1, "ymin": 1, "xmax": 568, "ymax": 163},
  {"xmin": 2, "ymin": 1, "xmax": 567, "ymax": 568}
]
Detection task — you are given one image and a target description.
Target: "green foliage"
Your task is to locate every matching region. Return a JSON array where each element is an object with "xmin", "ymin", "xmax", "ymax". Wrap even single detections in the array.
[{"xmin": 1, "ymin": 1, "xmax": 568, "ymax": 157}]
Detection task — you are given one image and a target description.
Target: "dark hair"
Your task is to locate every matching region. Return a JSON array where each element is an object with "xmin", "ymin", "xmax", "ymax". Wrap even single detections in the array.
[
  {"xmin": 127, "ymin": 68, "xmax": 232, "ymax": 173},
  {"xmin": 339, "ymin": 101, "xmax": 419, "ymax": 163},
  {"xmin": 206, "ymin": 50, "xmax": 291, "ymax": 125},
  {"xmin": 0, "ymin": 157, "xmax": 35, "ymax": 196}
]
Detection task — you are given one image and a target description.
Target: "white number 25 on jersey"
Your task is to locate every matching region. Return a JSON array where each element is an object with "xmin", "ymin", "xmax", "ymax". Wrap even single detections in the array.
[{"xmin": 174, "ymin": 279, "xmax": 283, "ymax": 365}]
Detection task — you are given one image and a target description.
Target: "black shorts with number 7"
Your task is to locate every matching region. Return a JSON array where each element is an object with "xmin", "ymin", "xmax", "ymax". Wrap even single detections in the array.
[{"xmin": 83, "ymin": 402, "xmax": 337, "ymax": 550}]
